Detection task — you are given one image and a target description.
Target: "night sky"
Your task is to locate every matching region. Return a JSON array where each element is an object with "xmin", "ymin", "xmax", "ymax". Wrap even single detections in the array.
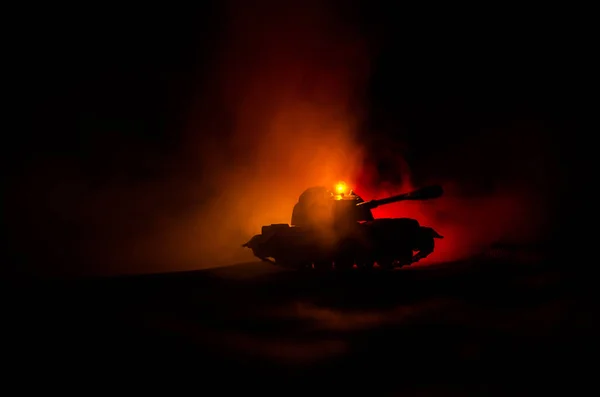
[{"xmin": 5, "ymin": 2, "xmax": 585, "ymax": 277}]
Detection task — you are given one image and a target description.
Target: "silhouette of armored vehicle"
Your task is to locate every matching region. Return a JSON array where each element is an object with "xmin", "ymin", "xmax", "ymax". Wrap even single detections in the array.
[{"xmin": 243, "ymin": 183, "xmax": 444, "ymax": 270}]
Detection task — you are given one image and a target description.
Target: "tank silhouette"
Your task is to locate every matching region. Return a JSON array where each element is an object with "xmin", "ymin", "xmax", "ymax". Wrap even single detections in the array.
[{"xmin": 242, "ymin": 184, "xmax": 444, "ymax": 270}]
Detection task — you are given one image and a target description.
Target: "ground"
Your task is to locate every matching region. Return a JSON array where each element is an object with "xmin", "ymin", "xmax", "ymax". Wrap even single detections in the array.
[{"xmin": 4, "ymin": 251, "xmax": 595, "ymax": 395}]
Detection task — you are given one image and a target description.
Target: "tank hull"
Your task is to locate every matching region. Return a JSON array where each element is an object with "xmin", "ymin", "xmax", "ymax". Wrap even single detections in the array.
[{"xmin": 243, "ymin": 218, "xmax": 443, "ymax": 270}]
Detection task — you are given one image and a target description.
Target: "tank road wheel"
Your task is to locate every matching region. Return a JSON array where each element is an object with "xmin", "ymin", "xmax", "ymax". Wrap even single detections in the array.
[
  {"xmin": 376, "ymin": 257, "xmax": 394, "ymax": 271},
  {"xmin": 334, "ymin": 240, "xmax": 356, "ymax": 271},
  {"xmin": 297, "ymin": 261, "xmax": 313, "ymax": 270},
  {"xmin": 334, "ymin": 257, "xmax": 354, "ymax": 271},
  {"xmin": 285, "ymin": 260, "xmax": 313, "ymax": 270},
  {"xmin": 395, "ymin": 250, "xmax": 414, "ymax": 268},
  {"xmin": 355, "ymin": 252, "xmax": 374, "ymax": 270},
  {"xmin": 275, "ymin": 255, "xmax": 311, "ymax": 270},
  {"xmin": 272, "ymin": 256, "xmax": 288, "ymax": 268},
  {"xmin": 357, "ymin": 260, "xmax": 374, "ymax": 270},
  {"xmin": 313, "ymin": 260, "xmax": 332, "ymax": 271}
]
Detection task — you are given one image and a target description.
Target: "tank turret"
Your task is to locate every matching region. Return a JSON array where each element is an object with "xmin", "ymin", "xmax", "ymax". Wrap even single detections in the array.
[{"xmin": 291, "ymin": 184, "xmax": 444, "ymax": 227}]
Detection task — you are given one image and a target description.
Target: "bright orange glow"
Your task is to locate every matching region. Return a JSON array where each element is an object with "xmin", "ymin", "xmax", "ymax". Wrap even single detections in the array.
[{"xmin": 335, "ymin": 181, "xmax": 348, "ymax": 194}]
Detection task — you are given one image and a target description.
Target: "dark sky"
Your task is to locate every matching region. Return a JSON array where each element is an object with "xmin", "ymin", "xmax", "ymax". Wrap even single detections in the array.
[{"xmin": 5, "ymin": 2, "xmax": 586, "ymax": 277}]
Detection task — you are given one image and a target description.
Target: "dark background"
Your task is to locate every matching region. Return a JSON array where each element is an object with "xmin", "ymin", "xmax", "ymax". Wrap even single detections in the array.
[
  {"xmin": 3, "ymin": 3, "xmax": 595, "ymax": 393},
  {"xmin": 5, "ymin": 2, "xmax": 588, "ymax": 277}
]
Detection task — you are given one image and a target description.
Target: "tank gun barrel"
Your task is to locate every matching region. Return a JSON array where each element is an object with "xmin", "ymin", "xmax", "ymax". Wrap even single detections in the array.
[{"xmin": 357, "ymin": 185, "xmax": 444, "ymax": 210}]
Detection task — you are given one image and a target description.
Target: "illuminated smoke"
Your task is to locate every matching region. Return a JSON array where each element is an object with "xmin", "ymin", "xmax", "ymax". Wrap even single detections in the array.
[
  {"xmin": 7, "ymin": 1, "xmax": 560, "ymax": 276},
  {"xmin": 355, "ymin": 121, "xmax": 558, "ymax": 265},
  {"xmin": 124, "ymin": 0, "xmax": 372, "ymax": 272}
]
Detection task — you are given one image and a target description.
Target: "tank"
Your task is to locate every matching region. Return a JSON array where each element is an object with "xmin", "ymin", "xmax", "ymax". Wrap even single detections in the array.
[{"xmin": 242, "ymin": 184, "xmax": 444, "ymax": 270}]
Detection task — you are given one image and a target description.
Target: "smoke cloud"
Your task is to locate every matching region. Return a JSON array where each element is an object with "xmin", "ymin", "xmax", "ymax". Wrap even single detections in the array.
[
  {"xmin": 7, "ymin": 1, "xmax": 370, "ymax": 276},
  {"xmin": 356, "ymin": 121, "xmax": 559, "ymax": 265},
  {"xmin": 7, "ymin": 1, "xmax": 561, "ymax": 277},
  {"xmin": 156, "ymin": 0, "xmax": 371, "ymax": 270}
]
